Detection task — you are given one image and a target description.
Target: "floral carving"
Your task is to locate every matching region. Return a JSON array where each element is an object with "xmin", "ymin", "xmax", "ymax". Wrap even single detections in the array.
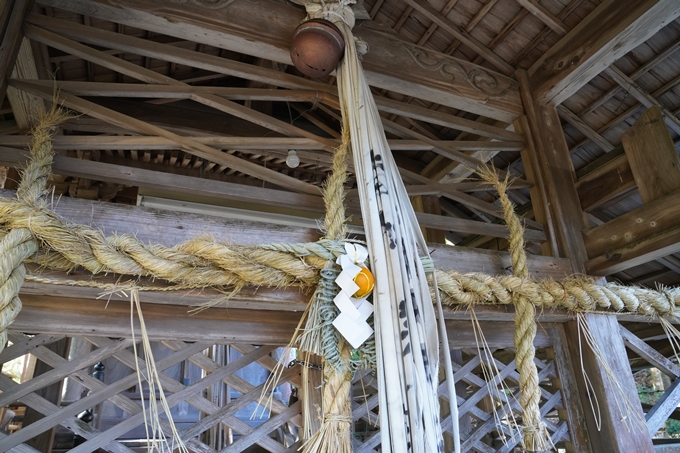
[{"xmin": 394, "ymin": 40, "xmax": 517, "ymax": 99}]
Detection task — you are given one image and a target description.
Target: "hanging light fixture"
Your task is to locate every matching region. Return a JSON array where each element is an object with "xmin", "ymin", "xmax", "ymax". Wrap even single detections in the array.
[{"xmin": 286, "ymin": 149, "xmax": 300, "ymax": 168}]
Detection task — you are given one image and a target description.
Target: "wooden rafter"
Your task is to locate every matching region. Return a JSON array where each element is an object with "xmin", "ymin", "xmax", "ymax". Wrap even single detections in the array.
[
  {"xmin": 34, "ymin": 0, "xmax": 523, "ymax": 122},
  {"xmin": 529, "ymin": 0, "xmax": 680, "ymax": 105}
]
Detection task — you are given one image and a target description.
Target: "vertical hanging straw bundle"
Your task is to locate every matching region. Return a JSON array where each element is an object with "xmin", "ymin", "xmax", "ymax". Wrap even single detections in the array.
[
  {"xmin": 331, "ymin": 4, "xmax": 460, "ymax": 451},
  {"xmin": 479, "ymin": 167, "xmax": 551, "ymax": 451}
]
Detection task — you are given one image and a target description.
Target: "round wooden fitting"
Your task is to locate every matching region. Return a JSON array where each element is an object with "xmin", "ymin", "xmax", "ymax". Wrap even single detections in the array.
[{"xmin": 290, "ymin": 18, "xmax": 345, "ymax": 78}]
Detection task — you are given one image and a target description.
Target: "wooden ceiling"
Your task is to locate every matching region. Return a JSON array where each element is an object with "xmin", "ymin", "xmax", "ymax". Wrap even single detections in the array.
[{"xmin": 1, "ymin": 0, "xmax": 680, "ymax": 287}]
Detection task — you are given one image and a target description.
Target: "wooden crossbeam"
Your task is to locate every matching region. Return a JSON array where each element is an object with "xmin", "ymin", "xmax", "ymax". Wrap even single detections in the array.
[
  {"xmin": 584, "ymin": 188, "xmax": 680, "ymax": 273},
  {"xmin": 528, "ymin": 0, "xmax": 680, "ymax": 105},
  {"xmin": 9, "ymin": 79, "xmax": 321, "ymax": 195},
  {"xmin": 0, "ymin": 0, "xmax": 32, "ymax": 107},
  {"xmin": 0, "ymin": 132, "xmax": 521, "ymax": 153},
  {"xmin": 22, "ymin": 22, "xmax": 336, "ymax": 148},
  {"xmin": 34, "ymin": 0, "xmax": 523, "ymax": 122},
  {"xmin": 646, "ymin": 378, "xmax": 680, "ymax": 435},
  {"xmin": 620, "ymin": 325, "xmax": 680, "ymax": 378}
]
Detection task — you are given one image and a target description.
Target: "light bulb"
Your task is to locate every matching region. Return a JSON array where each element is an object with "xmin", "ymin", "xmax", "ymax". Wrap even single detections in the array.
[{"xmin": 286, "ymin": 150, "xmax": 300, "ymax": 168}]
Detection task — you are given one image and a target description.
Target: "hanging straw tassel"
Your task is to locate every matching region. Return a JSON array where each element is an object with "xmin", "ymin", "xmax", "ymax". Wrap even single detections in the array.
[
  {"xmin": 299, "ymin": 106, "xmax": 355, "ymax": 453},
  {"xmin": 479, "ymin": 167, "xmax": 551, "ymax": 451},
  {"xmin": 333, "ymin": 13, "xmax": 459, "ymax": 453}
]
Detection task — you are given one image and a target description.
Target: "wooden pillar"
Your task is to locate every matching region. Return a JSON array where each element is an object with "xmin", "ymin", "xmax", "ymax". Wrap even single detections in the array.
[
  {"xmin": 517, "ymin": 69, "xmax": 654, "ymax": 453},
  {"xmin": 517, "ymin": 69, "xmax": 588, "ymax": 274},
  {"xmin": 0, "ymin": 0, "xmax": 33, "ymax": 107}
]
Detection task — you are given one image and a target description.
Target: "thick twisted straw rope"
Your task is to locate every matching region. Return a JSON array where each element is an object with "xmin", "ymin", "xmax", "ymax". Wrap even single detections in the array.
[
  {"xmin": 300, "ymin": 123, "xmax": 354, "ymax": 453},
  {"xmin": 0, "ymin": 107, "xmax": 66, "ymax": 352},
  {"xmin": 480, "ymin": 168, "xmax": 548, "ymax": 451}
]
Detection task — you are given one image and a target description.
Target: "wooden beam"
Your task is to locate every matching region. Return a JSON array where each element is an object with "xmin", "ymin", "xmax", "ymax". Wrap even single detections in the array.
[
  {"xmin": 400, "ymin": 0, "xmax": 514, "ymax": 75},
  {"xmin": 34, "ymin": 0, "xmax": 523, "ymax": 122},
  {"xmin": 564, "ymin": 314, "xmax": 653, "ymax": 453},
  {"xmin": 646, "ymin": 379, "xmax": 680, "ymax": 436},
  {"xmin": 528, "ymin": 0, "xmax": 680, "ymax": 105},
  {"xmin": 9, "ymin": 79, "xmax": 322, "ymax": 195},
  {"xmin": 517, "ymin": 70, "xmax": 588, "ymax": 273},
  {"xmin": 515, "ymin": 114, "xmax": 558, "ymax": 256},
  {"xmin": 621, "ymin": 105, "xmax": 680, "ymax": 203},
  {"xmin": 620, "ymin": 325, "xmax": 680, "ymax": 378},
  {"xmin": 6, "ymin": 37, "xmax": 45, "ymax": 130},
  {"xmin": 576, "ymin": 147, "xmax": 636, "ymax": 212},
  {"xmin": 585, "ymin": 226, "xmax": 680, "ymax": 275},
  {"xmin": 584, "ymin": 188, "xmax": 680, "ymax": 259},
  {"xmin": 605, "ymin": 66, "xmax": 680, "ymax": 136},
  {"xmin": 0, "ymin": 187, "xmax": 571, "ymax": 280},
  {"xmin": 12, "ymin": 296, "xmax": 302, "ymax": 345},
  {"xmin": 22, "ymin": 23, "xmax": 336, "ymax": 149},
  {"xmin": 0, "ymin": 131, "xmax": 522, "ymax": 154},
  {"xmin": 0, "ymin": 148, "xmax": 325, "ymax": 212},
  {"xmin": 0, "ymin": 0, "xmax": 32, "ymax": 107}
]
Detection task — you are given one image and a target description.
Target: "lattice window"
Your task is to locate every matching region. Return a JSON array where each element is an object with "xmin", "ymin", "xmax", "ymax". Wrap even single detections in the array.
[
  {"xmin": 0, "ymin": 333, "xmax": 303, "ymax": 453},
  {"xmin": 2, "ymin": 330, "xmax": 584, "ymax": 452},
  {"xmin": 350, "ymin": 347, "xmax": 573, "ymax": 453}
]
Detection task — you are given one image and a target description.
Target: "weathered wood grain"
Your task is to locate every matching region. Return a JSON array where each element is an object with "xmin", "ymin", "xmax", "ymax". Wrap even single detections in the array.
[
  {"xmin": 621, "ymin": 106, "xmax": 680, "ymax": 203},
  {"xmin": 529, "ymin": 0, "xmax": 680, "ymax": 105},
  {"xmin": 564, "ymin": 314, "xmax": 654, "ymax": 453},
  {"xmin": 34, "ymin": 0, "xmax": 523, "ymax": 122}
]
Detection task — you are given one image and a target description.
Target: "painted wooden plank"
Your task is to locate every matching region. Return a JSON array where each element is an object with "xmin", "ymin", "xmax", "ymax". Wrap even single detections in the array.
[
  {"xmin": 528, "ymin": 0, "xmax": 680, "ymax": 105},
  {"xmin": 619, "ymin": 325, "xmax": 680, "ymax": 378},
  {"xmin": 33, "ymin": 0, "xmax": 522, "ymax": 122},
  {"xmin": 621, "ymin": 106, "xmax": 680, "ymax": 203},
  {"xmin": 564, "ymin": 314, "xmax": 653, "ymax": 453}
]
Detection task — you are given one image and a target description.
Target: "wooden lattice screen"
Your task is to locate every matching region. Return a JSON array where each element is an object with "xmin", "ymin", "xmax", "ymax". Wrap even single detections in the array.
[
  {"xmin": 1, "ymin": 324, "xmax": 587, "ymax": 453},
  {"xmin": 350, "ymin": 347, "xmax": 571, "ymax": 453}
]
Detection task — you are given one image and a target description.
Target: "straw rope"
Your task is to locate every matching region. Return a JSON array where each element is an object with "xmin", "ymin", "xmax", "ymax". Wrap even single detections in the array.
[
  {"xmin": 480, "ymin": 168, "xmax": 548, "ymax": 450},
  {"xmin": 300, "ymin": 117, "xmax": 355, "ymax": 453},
  {"xmin": 0, "ymin": 106, "xmax": 66, "ymax": 352}
]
